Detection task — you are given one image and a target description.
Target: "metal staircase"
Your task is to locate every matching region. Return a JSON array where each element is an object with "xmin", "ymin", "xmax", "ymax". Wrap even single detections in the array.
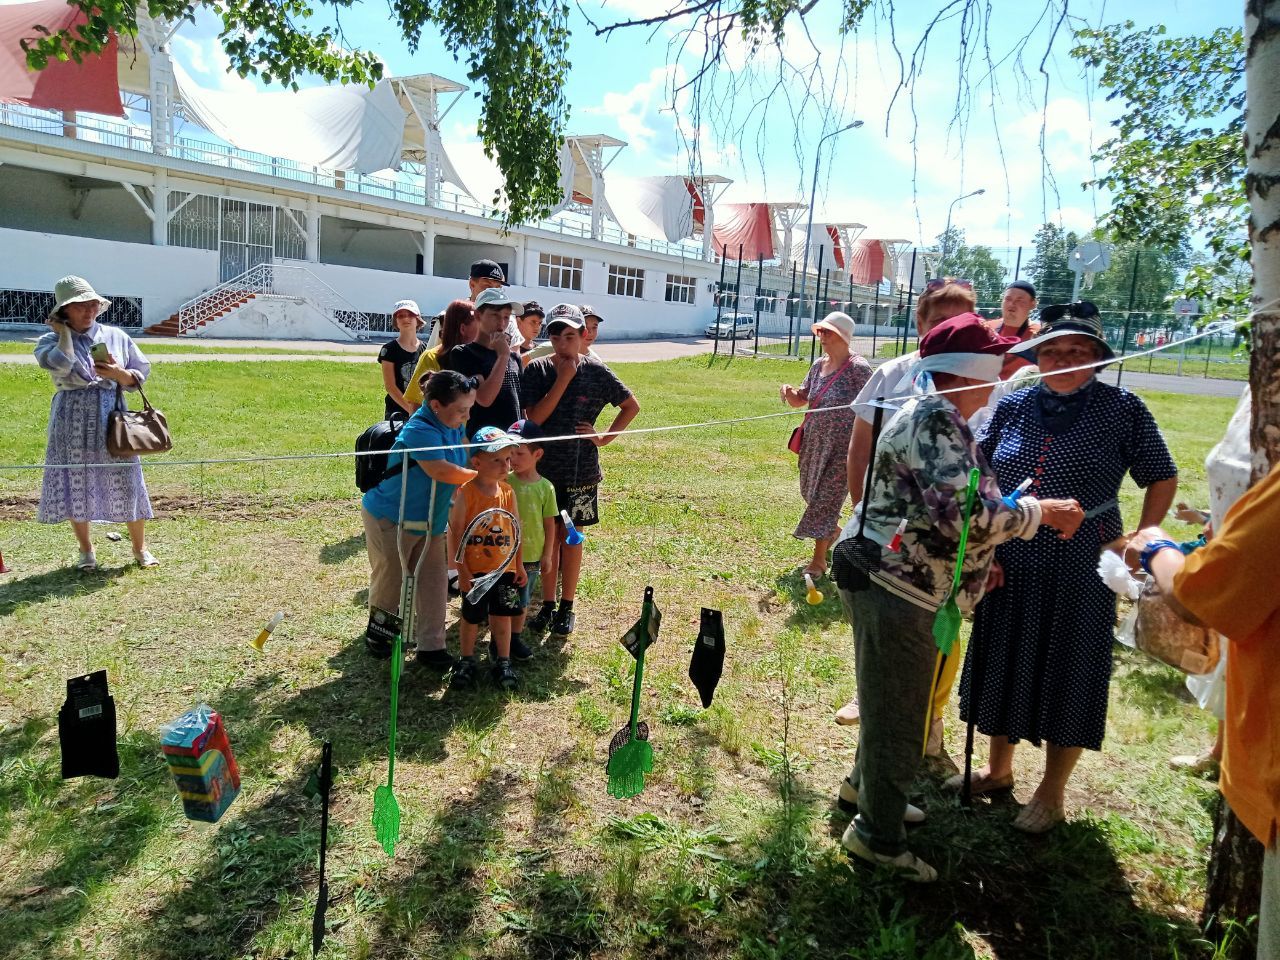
[{"xmin": 145, "ymin": 262, "xmax": 372, "ymax": 338}]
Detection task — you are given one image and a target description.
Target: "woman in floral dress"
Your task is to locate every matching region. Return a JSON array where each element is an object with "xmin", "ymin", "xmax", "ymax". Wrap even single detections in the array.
[{"xmin": 780, "ymin": 312, "xmax": 872, "ymax": 576}]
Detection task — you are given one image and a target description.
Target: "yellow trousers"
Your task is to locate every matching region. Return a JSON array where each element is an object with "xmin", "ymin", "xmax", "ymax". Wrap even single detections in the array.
[{"xmin": 926, "ymin": 638, "xmax": 964, "ymax": 748}]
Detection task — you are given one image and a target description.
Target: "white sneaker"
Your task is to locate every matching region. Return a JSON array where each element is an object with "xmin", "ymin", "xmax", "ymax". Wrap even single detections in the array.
[
  {"xmin": 834, "ymin": 698, "xmax": 860, "ymax": 726},
  {"xmin": 76, "ymin": 550, "xmax": 97, "ymax": 571},
  {"xmin": 841, "ymin": 825, "xmax": 938, "ymax": 882},
  {"xmin": 134, "ymin": 549, "xmax": 159, "ymax": 568},
  {"xmin": 837, "ymin": 778, "xmax": 925, "ymax": 823},
  {"xmin": 1170, "ymin": 752, "xmax": 1220, "ymax": 778}
]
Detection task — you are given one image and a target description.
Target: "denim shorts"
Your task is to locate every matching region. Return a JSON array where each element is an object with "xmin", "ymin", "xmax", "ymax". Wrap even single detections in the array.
[{"xmin": 518, "ymin": 561, "xmax": 541, "ymax": 609}]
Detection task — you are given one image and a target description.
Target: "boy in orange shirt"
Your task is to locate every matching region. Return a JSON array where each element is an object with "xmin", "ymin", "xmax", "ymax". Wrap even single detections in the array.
[{"xmin": 448, "ymin": 427, "xmax": 527, "ymax": 691}]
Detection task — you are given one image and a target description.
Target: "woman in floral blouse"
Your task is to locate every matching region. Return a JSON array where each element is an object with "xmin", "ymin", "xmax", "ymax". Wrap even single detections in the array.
[{"xmin": 832, "ymin": 313, "xmax": 1083, "ymax": 882}]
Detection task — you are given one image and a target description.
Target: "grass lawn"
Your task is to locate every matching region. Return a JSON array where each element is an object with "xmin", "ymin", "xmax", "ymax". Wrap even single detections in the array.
[
  {"xmin": 0, "ymin": 356, "xmax": 1245, "ymax": 959},
  {"xmin": 0, "ymin": 340, "xmax": 372, "ymax": 357}
]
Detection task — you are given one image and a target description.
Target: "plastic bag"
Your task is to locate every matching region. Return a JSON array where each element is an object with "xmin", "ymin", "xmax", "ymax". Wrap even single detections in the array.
[
  {"xmin": 1097, "ymin": 551, "xmax": 1142, "ymax": 601},
  {"xmin": 160, "ymin": 704, "xmax": 241, "ymax": 823}
]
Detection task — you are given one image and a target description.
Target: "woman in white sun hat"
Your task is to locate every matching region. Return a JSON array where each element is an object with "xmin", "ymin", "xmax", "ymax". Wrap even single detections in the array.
[
  {"xmin": 780, "ymin": 311, "xmax": 872, "ymax": 577},
  {"xmin": 33, "ymin": 276, "xmax": 158, "ymax": 571}
]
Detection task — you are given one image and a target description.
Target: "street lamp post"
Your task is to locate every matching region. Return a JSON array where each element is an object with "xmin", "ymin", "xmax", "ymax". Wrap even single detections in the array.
[
  {"xmin": 940, "ymin": 188, "xmax": 985, "ymax": 266},
  {"xmin": 797, "ymin": 119, "xmax": 863, "ymax": 354}
]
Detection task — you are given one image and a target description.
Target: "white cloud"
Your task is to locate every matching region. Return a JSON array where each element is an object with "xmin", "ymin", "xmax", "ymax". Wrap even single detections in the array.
[{"xmin": 170, "ymin": 35, "xmax": 256, "ymax": 94}]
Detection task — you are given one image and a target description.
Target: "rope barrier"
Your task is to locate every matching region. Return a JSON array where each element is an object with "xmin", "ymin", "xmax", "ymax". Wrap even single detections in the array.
[{"xmin": 0, "ymin": 320, "xmax": 1244, "ymax": 473}]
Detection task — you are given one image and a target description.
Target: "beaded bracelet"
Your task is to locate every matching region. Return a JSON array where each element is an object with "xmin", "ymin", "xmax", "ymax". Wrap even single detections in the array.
[{"xmin": 1139, "ymin": 539, "xmax": 1181, "ymax": 576}]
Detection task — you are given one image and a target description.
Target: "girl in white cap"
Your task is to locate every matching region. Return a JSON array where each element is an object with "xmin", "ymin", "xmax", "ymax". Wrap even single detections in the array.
[{"xmin": 33, "ymin": 276, "xmax": 157, "ymax": 571}]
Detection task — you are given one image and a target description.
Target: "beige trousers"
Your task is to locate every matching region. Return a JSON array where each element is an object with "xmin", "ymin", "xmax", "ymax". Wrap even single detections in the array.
[{"xmin": 361, "ymin": 507, "xmax": 448, "ymax": 652}]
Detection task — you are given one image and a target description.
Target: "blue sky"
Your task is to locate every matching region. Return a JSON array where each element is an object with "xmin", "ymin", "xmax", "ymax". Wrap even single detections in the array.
[{"xmin": 170, "ymin": 1, "xmax": 1238, "ymax": 251}]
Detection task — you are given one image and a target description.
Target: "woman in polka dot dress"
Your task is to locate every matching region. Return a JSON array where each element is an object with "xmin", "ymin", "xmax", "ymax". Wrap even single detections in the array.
[{"xmin": 953, "ymin": 304, "xmax": 1179, "ymax": 833}]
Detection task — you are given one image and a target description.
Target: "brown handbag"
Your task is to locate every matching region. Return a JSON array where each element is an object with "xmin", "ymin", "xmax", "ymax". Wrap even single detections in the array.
[
  {"xmin": 106, "ymin": 382, "xmax": 172, "ymax": 457},
  {"xmin": 1133, "ymin": 577, "xmax": 1222, "ymax": 676},
  {"xmin": 787, "ymin": 357, "xmax": 853, "ymax": 454}
]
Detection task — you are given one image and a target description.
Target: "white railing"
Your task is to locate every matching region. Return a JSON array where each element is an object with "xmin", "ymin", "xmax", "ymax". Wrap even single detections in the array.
[
  {"xmin": 177, "ymin": 262, "xmax": 372, "ymax": 337},
  {"xmin": 0, "ymin": 102, "xmax": 708, "ymax": 260}
]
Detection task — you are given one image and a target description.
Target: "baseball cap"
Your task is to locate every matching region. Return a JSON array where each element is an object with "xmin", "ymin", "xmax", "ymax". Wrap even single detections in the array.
[
  {"xmin": 507, "ymin": 418, "xmax": 545, "ymax": 442},
  {"xmin": 917, "ymin": 312, "xmax": 1021, "ymax": 383},
  {"xmin": 471, "ymin": 426, "xmax": 520, "ymax": 453},
  {"xmin": 470, "ymin": 259, "xmax": 507, "ymax": 284},
  {"xmin": 1005, "ymin": 280, "xmax": 1037, "ymax": 299},
  {"xmin": 392, "ymin": 299, "xmax": 421, "ymax": 316},
  {"xmin": 580, "ymin": 304, "xmax": 603, "ymax": 322},
  {"xmin": 523, "ymin": 300, "xmax": 546, "ymax": 318},
  {"xmin": 473, "ymin": 288, "xmax": 525, "ymax": 315},
  {"xmin": 546, "ymin": 303, "xmax": 585, "ymax": 331}
]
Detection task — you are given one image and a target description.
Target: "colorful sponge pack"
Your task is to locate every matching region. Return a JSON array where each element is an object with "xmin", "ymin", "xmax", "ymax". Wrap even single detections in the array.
[{"xmin": 161, "ymin": 704, "xmax": 241, "ymax": 823}]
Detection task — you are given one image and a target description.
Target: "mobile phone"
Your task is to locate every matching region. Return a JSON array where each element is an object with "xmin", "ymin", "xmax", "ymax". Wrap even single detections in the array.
[{"xmin": 90, "ymin": 342, "xmax": 110, "ymax": 362}]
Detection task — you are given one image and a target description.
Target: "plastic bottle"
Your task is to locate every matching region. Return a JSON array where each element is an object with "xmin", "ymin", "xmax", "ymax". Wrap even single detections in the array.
[{"xmin": 251, "ymin": 612, "xmax": 285, "ymax": 652}]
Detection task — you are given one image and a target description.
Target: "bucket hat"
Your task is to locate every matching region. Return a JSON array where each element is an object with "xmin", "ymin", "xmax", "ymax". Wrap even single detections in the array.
[
  {"xmin": 50, "ymin": 276, "xmax": 110, "ymax": 320},
  {"xmin": 1012, "ymin": 301, "xmax": 1115, "ymax": 363}
]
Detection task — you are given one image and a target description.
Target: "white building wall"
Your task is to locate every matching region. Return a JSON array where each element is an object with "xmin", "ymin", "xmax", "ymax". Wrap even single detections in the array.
[
  {"xmin": 299, "ymin": 258, "xmax": 706, "ymax": 339},
  {"xmin": 0, "ymin": 227, "xmax": 218, "ymax": 325},
  {"xmin": 196, "ymin": 297, "xmax": 358, "ymax": 341}
]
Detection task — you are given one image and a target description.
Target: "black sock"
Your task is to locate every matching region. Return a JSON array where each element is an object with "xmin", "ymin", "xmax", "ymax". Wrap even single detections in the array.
[
  {"xmin": 539, "ymin": 601, "xmax": 555, "ymax": 612},
  {"xmin": 558, "ymin": 599, "xmax": 574, "ymax": 612}
]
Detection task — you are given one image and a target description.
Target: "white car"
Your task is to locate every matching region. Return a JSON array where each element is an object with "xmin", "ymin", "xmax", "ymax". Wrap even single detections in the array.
[{"xmin": 704, "ymin": 314, "xmax": 757, "ymax": 339}]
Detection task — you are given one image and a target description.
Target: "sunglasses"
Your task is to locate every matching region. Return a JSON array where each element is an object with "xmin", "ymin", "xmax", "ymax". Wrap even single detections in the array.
[
  {"xmin": 924, "ymin": 277, "xmax": 973, "ymax": 292},
  {"xmin": 1038, "ymin": 301, "xmax": 1101, "ymax": 325}
]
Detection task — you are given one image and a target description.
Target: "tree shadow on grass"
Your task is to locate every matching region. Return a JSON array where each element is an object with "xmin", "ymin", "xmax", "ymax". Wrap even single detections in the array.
[
  {"xmin": 0, "ymin": 677, "xmax": 280, "ymax": 960},
  {"xmin": 125, "ymin": 749, "xmax": 322, "ymax": 960},
  {"xmin": 0, "ymin": 729, "xmax": 172, "ymax": 960},
  {"xmin": 319, "ymin": 532, "xmax": 365, "ymax": 566},
  {"xmin": 0, "ymin": 565, "xmax": 125, "ymax": 618},
  {"xmin": 776, "ymin": 569, "xmax": 846, "ymax": 630},
  {"xmin": 372, "ymin": 771, "xmax": 512, "ymax": 956},
  {"xmin": 706, "ymin": 762, "xmax": 1206, "ymax": 960},
  {"xmin": 1114, "ymin": 651, "xmax": 1195, "ymax": 716},
  {"xmin": 271, "ymin": 626, "xmax": 583, "ymax": 776}
]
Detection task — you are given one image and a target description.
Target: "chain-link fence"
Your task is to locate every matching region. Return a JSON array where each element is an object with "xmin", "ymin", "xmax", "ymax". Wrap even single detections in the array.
[{"xmin": 706, "ymin": 242, "xmax": 1249, "ymax": 381}]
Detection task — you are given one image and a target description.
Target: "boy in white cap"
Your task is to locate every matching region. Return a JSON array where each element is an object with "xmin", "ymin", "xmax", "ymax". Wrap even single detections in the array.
[
  {"xmin": 442, "ymin": 288, "xmax": 525, "ymax": 434},
  {"xmin": 520, "ymin": 304, "xmax": 639, "ymax": 636}
]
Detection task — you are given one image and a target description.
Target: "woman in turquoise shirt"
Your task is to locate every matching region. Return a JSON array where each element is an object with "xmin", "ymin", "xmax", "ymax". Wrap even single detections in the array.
[{"xmin": 361, "ymin": 370, "xmax": 477, "ymax": 668}]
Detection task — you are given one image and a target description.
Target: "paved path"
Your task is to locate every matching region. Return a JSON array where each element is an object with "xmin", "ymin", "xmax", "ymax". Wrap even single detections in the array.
[{"xmin": 0, "ymin": 332, "xmax": 1246, "ymax": 397}]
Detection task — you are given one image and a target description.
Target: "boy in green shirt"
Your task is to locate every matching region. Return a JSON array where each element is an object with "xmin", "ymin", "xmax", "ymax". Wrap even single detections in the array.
[{"xmin": 507, "ymin": 418, "xmax": 559, "ymax": 648}]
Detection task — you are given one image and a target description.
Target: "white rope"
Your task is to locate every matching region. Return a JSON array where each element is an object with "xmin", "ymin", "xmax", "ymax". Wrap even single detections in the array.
[{"xmin": 0, "ymin": 320, "xmax": 1246, "ymax": 473}]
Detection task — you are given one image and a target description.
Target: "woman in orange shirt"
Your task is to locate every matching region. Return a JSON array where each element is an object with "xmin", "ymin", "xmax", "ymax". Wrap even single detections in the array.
[{"xmin": 1126, "ymin": 468, "xmax": 1280, "ymax": 960}]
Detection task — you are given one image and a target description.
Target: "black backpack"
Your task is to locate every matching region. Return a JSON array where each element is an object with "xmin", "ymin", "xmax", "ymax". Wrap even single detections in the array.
[{"xmin": 355, "ymin": 418, "xmax": 406, "ymax": 492}]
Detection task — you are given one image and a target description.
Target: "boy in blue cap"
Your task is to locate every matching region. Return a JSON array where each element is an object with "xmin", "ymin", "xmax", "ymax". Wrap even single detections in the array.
[{"xmin": 448, "ymin": 426, "xmax": 527, "ymax": 690}]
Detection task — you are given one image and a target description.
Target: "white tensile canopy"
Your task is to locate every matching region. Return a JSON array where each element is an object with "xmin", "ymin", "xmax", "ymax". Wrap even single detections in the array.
[
  {"xmin": 172, "ymin": 63, "xmax": 406, "ymax": 175},
  {"xmin": 604, "ymin": 175, "xmax": 695, "ymax": 243}
]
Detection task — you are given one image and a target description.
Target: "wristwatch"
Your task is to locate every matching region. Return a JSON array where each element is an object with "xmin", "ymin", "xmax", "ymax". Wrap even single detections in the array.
[{"xmin": 1139, "ymin": 538, "xmax": 1180, "ymax": 576}]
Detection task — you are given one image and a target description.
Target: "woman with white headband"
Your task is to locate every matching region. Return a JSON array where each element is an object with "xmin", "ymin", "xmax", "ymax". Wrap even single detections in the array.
[
  {"xmin": 952, "ymin": 302, "xmax": 1179, "ymax": 834},
  {"xmin": 834, "ymin": 312, "xmax": 1084, "ymax": 881}
]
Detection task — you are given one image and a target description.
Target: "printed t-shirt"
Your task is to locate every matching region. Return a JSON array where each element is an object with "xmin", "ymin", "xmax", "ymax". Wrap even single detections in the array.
[
  {"xmin": 507, "ymin": 473, "xmax": 558, "ymax": 559},
  {"xmin": 361, "ymin": 406, "xmax": 468, "ymax": 536},
  {"xmin": 456, "ymin": 480, "xmax": 520, "ymax": 575},
  {"xmin": 520, "ymin": 354, "xmax": 631, "ymax": 488},
  {"xmin": 1174, "ymin": 469, "xmax": 1280, "ymax": 847},
  {"xmin": 378, "ymin": 339, "xmax": 425, "ymax": 419},
  {"xmin": 443, "ymin": 342, "xmax": 522, "ymax": 434},
  {"xmin": 403, "ymin": 345, "xmax": 445, "ymax": 407}
]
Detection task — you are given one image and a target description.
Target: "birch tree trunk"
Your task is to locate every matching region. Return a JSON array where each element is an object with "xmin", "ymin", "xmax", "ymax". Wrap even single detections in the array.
[
  {"xmin": 1201, "ymin": 0, "xmax": 1280, "ymax": 946},
  {"xmin": 1246, "ymin": 0, "xmax": 1280, "ymax": 477}
]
